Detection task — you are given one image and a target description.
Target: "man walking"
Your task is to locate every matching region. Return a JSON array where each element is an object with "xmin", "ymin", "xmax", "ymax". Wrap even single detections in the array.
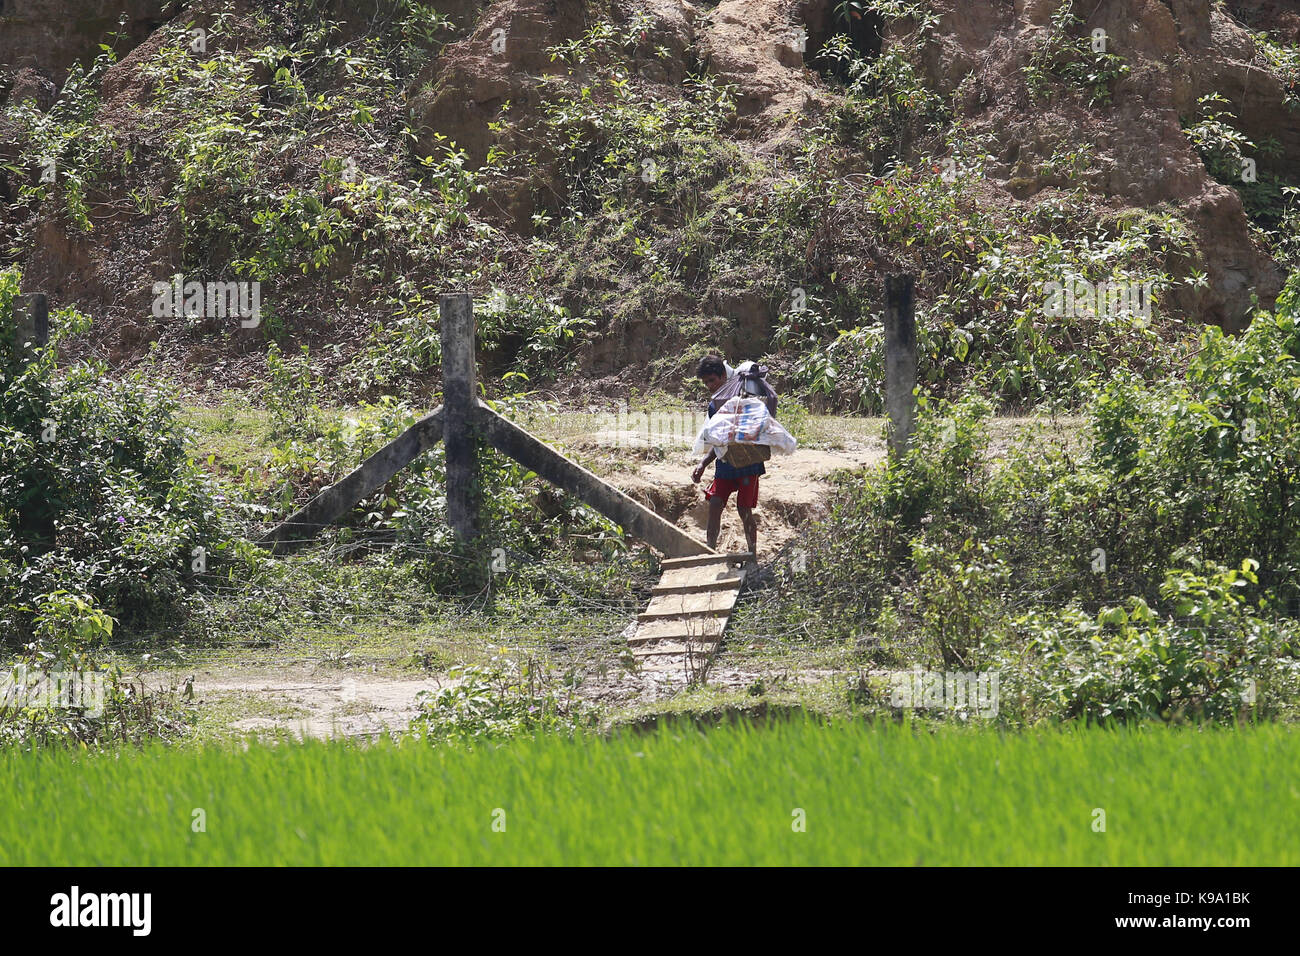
[{"xmin": 690, "ymin": 354, "xmax": 776, "ymax": 559}]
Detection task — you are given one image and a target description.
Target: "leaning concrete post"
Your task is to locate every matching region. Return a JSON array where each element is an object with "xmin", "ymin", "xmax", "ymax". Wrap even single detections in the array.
[
  {"xmin": 884, "ymin": 274, "xmax": 917, "ymax": 459},
  {"xmin": 261, "ymin": 407, "xmax": 446, "ymax": 553},
  {"xmin": 440, "ymin": 292, "xmax": 479, "ymax": 548}
]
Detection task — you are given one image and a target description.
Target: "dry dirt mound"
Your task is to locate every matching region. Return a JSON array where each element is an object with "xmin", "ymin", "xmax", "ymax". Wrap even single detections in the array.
[
  {"xmin": 406, "ymin": 0, "xmax": 1294, "ymax": 328},
  {"xmin": 4, "ymin": 0, "xmax": 1297, "ymax": 394},
  {"xmin": 569, "ymin": 427, "xmax": 884, "ymax": 555},
  {"xmin": 921, "ymin": 0, "xmax": 1289, "ymax": 329}
]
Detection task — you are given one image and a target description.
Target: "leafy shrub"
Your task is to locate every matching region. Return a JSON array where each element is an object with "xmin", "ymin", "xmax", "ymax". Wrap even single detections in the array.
[
  {"xmin": 1183, "ymin": 92, "xmax": 1297, "ymax": 266},
  {"xmin": 0, "ymin": 281, "xmax": 226, "ymax": 640},
  {"xmin": 1, "ymin": 42, "xmax": 120, "ymax": 238},
  {"xmin": 1048, "ymin": 275, "xmax": 1300, "ymax": 603},
  {"xmin": 779, "ymin": 144, "xmax": 1198, "ymax": 409},
  {"xmin": 0, "ymin": 659, "xmax": 194, "ymax": 750},
  {"xmin": 476, "ymin": 289, "xmax": 594, "ymax": 381},
  {"xmin": 749, "ymin": 276, "xmax": 1300, "ymax": 722},
  {"xmin": 821, "ymin": 35, "xmax": 949, "ymax": 170},
  {"xmin": 264, "ymin": 341, "xmax": 328, "ymax": 441},
  {"xmin": 753, "ymin": 392, "xmax": 993, "ymax": 647},
  {"xmin": 407, "ymin": 657, "xmax": 591, "ymax": 745},
  {"xmin": 0, "ymin": 283, "xmax": 205, "ymax": 746},
  {"xmin": 778, "ymin": 319, "xmax": 888, "ymax": 413},
  {"xmin": 912, "ymin": 536, "xmax": 1012, "ymax": 668},
  {"xmin": 1023, "ymin": 0, "xmax": 1131, "ymax": 106},
  {"xmin": 1001, "ymin": 560, "xmax": 1299, "ymax": 724}
]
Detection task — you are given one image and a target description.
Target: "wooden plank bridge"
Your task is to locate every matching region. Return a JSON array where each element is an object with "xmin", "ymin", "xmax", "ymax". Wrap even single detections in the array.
[
  {"xmin": 628, "ymin": 552, "xmax": 752, "ymax": 672},
  {"xmin": 259, "ymin": 293, "xmax": 753, "ymax": 676}
]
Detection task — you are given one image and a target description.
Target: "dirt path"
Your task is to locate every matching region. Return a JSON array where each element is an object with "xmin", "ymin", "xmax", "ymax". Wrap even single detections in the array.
[
  {"xmin": 599, "ymin": 437, "xmax": 884, "ymax": 555},
  {"xmin": 178, "ymin": 664, "xmax": 447, "ymax": 741}
]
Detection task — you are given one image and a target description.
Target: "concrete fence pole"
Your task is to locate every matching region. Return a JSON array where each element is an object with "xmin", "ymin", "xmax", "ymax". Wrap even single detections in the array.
[
  {"xmin": 884, "ymin": 274, "xmax": 917, "ymax": 459},
  {"xmin": 16, "ymin": 292, "xmax": 50, "ymax": 356},
  {"xmin": 15, "ymin": 293, "xmax": 53, "ymax": 551},
  {"xmin": 440, "ymin": 292, "xmax": 479, "ymax": 549}
]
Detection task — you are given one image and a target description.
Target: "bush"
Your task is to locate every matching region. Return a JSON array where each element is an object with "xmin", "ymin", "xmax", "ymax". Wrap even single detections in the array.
[
  {"xmin": 0, "ymin": 660, "xmax": 194, "ymax": 750},
  {"xmin": 407, "ymin": 658, "xmax": 591, "ymax": 745},
  {"xmin": 748, "ymin": 276, "xmax": 1300, "ymax": 722},
  {"xmin": 1048, "ymin": 274, "xmax": 1300, "ymax": 603},
  {"xmin": 1000, "ymin": 560, "xmax": 1300, "ymax": 724},
  {"xmin": 1, "ymin": 277, "xmax": 227, "ymax": 642}
]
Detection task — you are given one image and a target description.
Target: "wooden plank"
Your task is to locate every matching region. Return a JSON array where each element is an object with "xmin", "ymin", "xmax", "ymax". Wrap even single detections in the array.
[
  {"xmin": 629, "ymin": 626, "xmax": 725, "ymax": 645},
  {"xmin": 637, "ymin": 607, "xmax": 732, "ymax": 623},
  {"xmin": 656, "ymin": 565, "xmax": 745, "ymax": 591},
  {"xmin": 473, "ymin": 402, "xmax": 713, "ymax": 558},
  {"xmin": 627, "ymin": 549, "xmax": 749, "ymax": 671},
  {"xmin": 660, "ymin": 552, "xmax": 752, "ymax": 570},
  {"xmin": 639, "ymin": 589, "xmax": 739, "ymax": 620},
  {"xmin": 652, "ymin": 581, "xmax": 738, "ymax": 596},
  {"xmin": 632, "ymin": 641, "xmax": 719, "ymax": 658},
  {"xmin": 629, "ymin": 617, "xmax": 726, "ymax": 643},
  {"xmin": 261, "ymin": 407, "xmax": 445, "ymax": 554}
]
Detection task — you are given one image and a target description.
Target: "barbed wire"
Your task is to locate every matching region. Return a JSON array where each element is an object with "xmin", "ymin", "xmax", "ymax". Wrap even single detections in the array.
[
  {"xmin": 21, "ymin": 478, "xmax": 1293, "ymax": 672},
  {"xmin": 158, "ymin": 518, "xmax": 1297, "ymax": 671},
  {"xmin": 109, "ymin": 533, "xmax": 649, "ymax": 668}
]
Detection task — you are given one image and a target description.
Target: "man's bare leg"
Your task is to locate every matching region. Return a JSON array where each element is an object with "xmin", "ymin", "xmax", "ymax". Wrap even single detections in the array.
[
  {"xmin": 706, "ymin": 497, "xmax": 726, "ymax": 550},
  {"xmin": 737, "ymin": 505, "xmax": 758, "ymax": 559}
]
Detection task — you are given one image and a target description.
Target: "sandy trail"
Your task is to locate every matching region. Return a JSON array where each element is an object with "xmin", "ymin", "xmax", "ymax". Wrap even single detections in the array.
[
  {"xmin": 176, "ymin": 665, "xmax": 447, "ymax": 741},
  {"xmin": 594, "ymin": 432, "xmax": 884, "ymax": 555}
]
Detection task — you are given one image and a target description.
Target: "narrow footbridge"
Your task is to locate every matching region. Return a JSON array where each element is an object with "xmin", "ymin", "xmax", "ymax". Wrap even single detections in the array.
[
  {"xmin": 260, "ymin": 293, "xmax": 747, "ymax": 674},
  {"xmin": 628, "ymin": 552, "xmax": 752, "ymax": 673}
]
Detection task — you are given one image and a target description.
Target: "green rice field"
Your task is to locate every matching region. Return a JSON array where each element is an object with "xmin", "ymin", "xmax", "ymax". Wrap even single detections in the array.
[{"xmin": 3, "ymin": 718, "xmax": 1297, "ymax": 866}]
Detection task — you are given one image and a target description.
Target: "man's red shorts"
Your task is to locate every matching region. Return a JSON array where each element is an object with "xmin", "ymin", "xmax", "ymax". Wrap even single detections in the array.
[{"xmin": 705, "ymin": 475, "xmax": 759, "ymax": 509}]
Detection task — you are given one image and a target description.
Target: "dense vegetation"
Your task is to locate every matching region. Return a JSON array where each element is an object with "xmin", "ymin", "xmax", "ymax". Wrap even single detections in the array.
[
  {"xmin": 3, "ymin": 1, "xmax": 1296, "ymax": 407},
  {"xmin": 2, "ymin": 0, "xmax": 1300, "ymax": 753},
  {"xmin": 746, "ymin": 274, "xmax": 1300, "ymax": 723}
]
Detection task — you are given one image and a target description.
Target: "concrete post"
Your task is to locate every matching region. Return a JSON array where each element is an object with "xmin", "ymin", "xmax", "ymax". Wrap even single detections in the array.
[
  {"xmin": 884, "ymin": 274, "xmax": 917, "ymax": 459},
  {"xmin": 473, "ymin": 403, "xmax": 713, "ymax": 558},
  {"xmin": 440, "ymin": 292, "xmax": 479, "ymax": 548}
]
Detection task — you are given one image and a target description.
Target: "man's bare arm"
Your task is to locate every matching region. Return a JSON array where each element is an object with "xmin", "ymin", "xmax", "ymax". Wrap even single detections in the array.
[{"xmin": 692, "ymin": 450, "xmax": 716, "ymax": 483}]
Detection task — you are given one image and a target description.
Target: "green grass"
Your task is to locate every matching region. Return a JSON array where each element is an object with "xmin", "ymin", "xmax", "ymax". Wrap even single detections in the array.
[
  {"xmin": 180, "ymin": 399, "xmax": 270, "ymax": 464},
  {"xmin": 3, "ymin": 718, "xmax": 1296, "ymax": 865}
]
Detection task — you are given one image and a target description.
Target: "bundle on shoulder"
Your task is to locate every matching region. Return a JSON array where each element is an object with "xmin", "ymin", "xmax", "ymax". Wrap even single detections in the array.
[{"xmin": 693, "ymin": 395, "xmax": 798, "ymax": 463}]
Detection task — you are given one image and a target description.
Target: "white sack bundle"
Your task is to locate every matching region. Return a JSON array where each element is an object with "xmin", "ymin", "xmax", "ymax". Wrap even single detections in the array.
[{"xmin": 692, "ymin": 396, "xmax": 798, "ymax": 458}]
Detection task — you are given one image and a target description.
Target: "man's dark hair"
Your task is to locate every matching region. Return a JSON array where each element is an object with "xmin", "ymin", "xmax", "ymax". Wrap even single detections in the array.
[{"xmin": 697, "ymin": 354, "xmax": 726, "ymax": 379}]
